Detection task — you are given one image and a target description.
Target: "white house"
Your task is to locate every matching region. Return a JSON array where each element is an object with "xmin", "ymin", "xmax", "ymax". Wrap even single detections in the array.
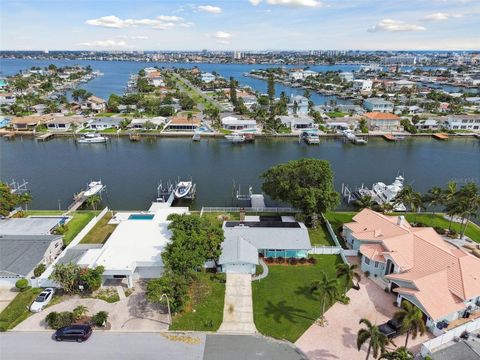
[
  {"xmin": 364, "ymin": 98, "xmax": 394, "ymax": 113},
  {"xmin": 129, "ymin": 117, "xmax": 167, "ymax": 130},
  {"xmin": 288, "ymin": 95, "xmax": 309, "ymax": 115},
  {"xmin": 352, "ymin": 79, "xmax": 373, "ymax": 92},
  {"xmin": 279, "ymin": 115, "xmax": 316, "ymax": 131},
  {"xmin": 340, "ymin": 72, "xmax": 354, "ymax": 82},
  {"xmin": 221, "ymin": 116, "xmax": 257, "ymax": 131},
  {"xmin": 87, "ymin": 117, "xmax": 122, "ymax": 130},
  {"xmin": 46, "ymin": 116, "xmax": 86, "ymax": 132},
  {"xmin": 200, "ymin": 72, "xmax": 216, "ymax": 83},
  {"xmin": 444, "ymin": 115, "xmax": 480, "ymax": 132},
  {"xmin": 415, "ymin": 119, "xmax": 440, "ymax": 131}
]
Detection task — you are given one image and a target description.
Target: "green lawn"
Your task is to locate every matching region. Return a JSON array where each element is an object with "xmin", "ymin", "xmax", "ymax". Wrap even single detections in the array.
[
  {"xmin": 0, "ymin": 288, "xmax": 42, "ymax": 331},
  {"xmin": 252, "ymin": 255, "xmax": 345, "ymax": 342},
  {"xmin": 170, "ymin": 272, "xmax": 226, "ymax": 331},
  {"xmin": 26, "ymin": 210, "xmax": 64, "ymax": 216},
  {"xmin": 326, "ymin": 111, "xmax": 347, "ymax": 118},
  {"xmin": 80, "ymin": 212, "xmax": 116, "ymax": 244},
  {"xmin": 308, "ymin": 226, "xmax": 336, "ymax": 246}
]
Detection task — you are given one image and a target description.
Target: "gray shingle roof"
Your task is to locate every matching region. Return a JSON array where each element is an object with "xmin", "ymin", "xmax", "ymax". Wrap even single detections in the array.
[
  {"xmin": 0, "ymin": 235, "xmax": 62, "ymax": 277},
  {"xmin": 0, "ymin": 217, "xmax": 63, "ymax": 236},
  {"xmin": 57, "ymin": 244, "xmax": 103, "ymax": 265},
  {"xmin": 218, "ymin": 237, "xmax": 259, "ymax": 266},
  {"xmin": 431, "ymin": 339, "xmax": 480, "ymax": 360}
]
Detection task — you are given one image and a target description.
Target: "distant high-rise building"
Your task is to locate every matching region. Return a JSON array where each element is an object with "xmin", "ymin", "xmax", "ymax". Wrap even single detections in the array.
[
  {"xmin": 383, "ymin": 56, "xmax": 417, "ymax": 65},
  {"xmin": 233, "ymin": 51, "xmax": 243, "ymax": 60}
]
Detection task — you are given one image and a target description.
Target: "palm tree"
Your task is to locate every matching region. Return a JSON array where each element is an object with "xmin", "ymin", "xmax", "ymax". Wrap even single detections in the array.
[
  {"xmin": 443, "ymin": 181, "xmax": 457, "ymax": 230},
  {"xmin": 354, "ymin": 195, "xmax": 375, "ymax": 210},
  {"xmin": 336, "ymin": 263, "xmax": 361, "ymax": 293},
  {"xmin": 86, "ymin": 195, "xmax": 101, "ymax": 210},
  {"xmin": 395, "ymin": 186, "xmax": 423, "ymax": 223},
  {"xmin": 19, "ymin": 192, "xmax": 32, "ymax": 211},
  {"xmin": 380, "ymin": 347, "xmax": 413, "ymax": 360},
  {"xmin": 73, "ymin": 305, "xmax": 89, "ymax": 321},
  {"xmin": 423, "ymin": 186, "xmax": 444, "ymax": 224},
  {"xmin": 456, "ymin": 183, "xmax": 480, "ymax": 238},
  {"xmin": 357, "ymin": 318, "xmax": 391, "ymax": 360},
  {"xmin": 394, "ymin": 301, "xmax": 426, "ymax": 348},
  {"xmin": 310, "ymin": 272, "xmax": 338, "ymax": 324},
  {"xmin": 379, "ymin": 202, "xmax": 395, "ymax": 214}
]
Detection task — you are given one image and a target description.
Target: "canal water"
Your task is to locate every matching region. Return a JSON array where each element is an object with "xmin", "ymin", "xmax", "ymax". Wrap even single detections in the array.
[{"xmin": 1, "ymin": 137, "xmax": 478, "ymax": 210}]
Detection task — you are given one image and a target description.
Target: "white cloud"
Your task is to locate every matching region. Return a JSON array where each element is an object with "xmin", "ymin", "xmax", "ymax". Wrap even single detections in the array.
[
  {"xmin": 197, "ymin": 5, "xmax": 222, "ymax": 14},
  {"xmin": 85, "ymin": 15, "xmax": 192, "ymax": 30},
  {"xmin": 77, "ymin": 39, "xmax": 128, "ymax": 48},
  {"xmin": 213, "ymin": 31, "xmax": 232, "ymax": 44},
  {"xmin": 368, "ymin": 19, "xmax": 426, "ymax": 32},
  {"xmin": 249, "ymin": 0, "xmax": 322, "ymax": 8},
  {"xmin": 422, "ymin": 12, "xmax": 462, "ymax": 21}
]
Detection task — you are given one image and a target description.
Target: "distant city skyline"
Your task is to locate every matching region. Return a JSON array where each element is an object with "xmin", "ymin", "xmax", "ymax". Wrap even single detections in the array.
[{"xmin": 1, "ymin": 0, "xmax": 480, "ymax": 51}]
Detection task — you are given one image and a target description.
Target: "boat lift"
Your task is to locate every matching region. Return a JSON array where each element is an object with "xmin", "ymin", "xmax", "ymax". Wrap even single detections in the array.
[
  {"xmin": 8, "ymin": 179, "xmax": 29, "ymax": 195},
  {"xmin": 156, "ymin": 178, "xmax": 197, "ymax": 206},
  {"xmin": 233, "ymin": 183, "xmax": 266, "ymax": 208}
]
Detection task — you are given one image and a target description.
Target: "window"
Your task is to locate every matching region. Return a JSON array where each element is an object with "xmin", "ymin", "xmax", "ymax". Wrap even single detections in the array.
[
  {"xmin": 374, "ymin": 261, "xmax": 379, "ymax": 268},
  {"xmin": 364, "ymin": 257, "xmax": 370, "ymax": 265}
]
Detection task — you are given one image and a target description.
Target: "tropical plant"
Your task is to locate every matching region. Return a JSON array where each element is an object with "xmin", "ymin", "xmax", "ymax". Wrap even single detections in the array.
[
  {"xmin": 394, "ymin": 186, "xmax": 423, "ymax": 223},
  {"xmin": 91, "ymin": 311, "xmax": 108, "ymax": 327},
  {"xmin": 354, "ymin": 195, "xmax": 375, "ymax": 210},
  {"xmin": 46, "ymin": 311, "xmax": 74, "ymax": 329},
  {"xmin": 443, "ymin": 181, "xmax": 457, "ymax": 230},
  {"xmin": 394, "ymin": 301, "xmax": 426, "ymax": 348},
  {"xmin": 310, "ymin": 271, "xmax": 339, "ymax": 323},
  {"xmin": 86, "ymin": 194, "xmax": 101, "ymax": 210},
  {"xmin": 380, "ymin": 347, "xmax": 414, "ymax": 360},
  {"xmin": 423, "ymin": 186, "xmax": 444, "ymax": 218},
  {"xmin": 357, "ymin": 318, "xmax": 392, "ymax": 360},
  {"xmin": 336, "ymin": 263, "xmax": 361, "ymax": 293},
  {"xmin": 15, "ymin": 278, "xmax": 29, "ymax": 291},
  {"xmin": 34, "ymin": 263, "xmax": 46, "ymax": 277},
  {"xmin": 73, "ymin": 305, "xmax": 89, "ymax": 321}
]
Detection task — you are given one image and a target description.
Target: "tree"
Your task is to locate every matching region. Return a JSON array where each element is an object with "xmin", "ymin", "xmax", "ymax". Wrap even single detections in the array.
[
  {"xmin": 50, "ymin": 263, "xmax": 79, "ymax": 294},
  {"xmin": 423, "ymin": 186, "xmax": 444, "ymax": 220},
  {"xmin": 336, "ymin": 263, "xmax": 361, "ymax": 293},
  {"xmin": 394, "ymin": 301, "xmax": 426, "ymax": 348},
  {"xmin": 310, "ymin": 271, "xmax": 338, "ymax": 322},
  {"xmin": 86, "ymin": 195, "xmax": 101, "ymax": 210},
  {"xmin": 267, "ymin": 74, "xmax": 275, "ymax": 104},
  {"xmin": 454, "ymin": 182, "xmax": 480, "ymax": 238},
  {"xmin": 0, "ymin": 183, "xmax": 31, "ymax": 216},
  {"xmin": 14, "ymin": 78, "xmax": 29, "ymax": 92},
  {"xmin": 108, "ymin": 94, "xmax": 122, "ymax": 112},
  {"xmin": 229, "ymin": 77, "xmax": 238, "ymax": 106},
  {"xmin": 443, "ymin": 181, "xmax": 457, "ymax": 230},
  {"xmin": 261, "ymin": 159, "xmax": 339, "ymax": 222},
  {"xmin": 147, "ymin": 271, "xmax": 190, "ymax": 313},
  {"xmin": 73, "ymin": 305, "xmax": 88, "ymax": 321},
  {"xmin": 380, "ymin": 347, "xmax": 413, "ymax": 360},
  {"xmin": 394, "ymin": 186, "xmax": 423, "ymax": 223},
  {"xmin": 34, "ymin": 263, "xmax": 46, "ymax": 277},
  {"xmin": 357, "ymin": 318, "xmax": 391, "ymax": 360},
  {"xmin": 354, "ymin": 195, "xmax": 375, "ymax": 210}
]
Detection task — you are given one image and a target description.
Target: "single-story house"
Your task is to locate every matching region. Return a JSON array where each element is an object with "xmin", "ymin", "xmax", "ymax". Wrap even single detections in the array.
[
  {"xmin": 0, "ymin": 93, "xmax": 16, "ymax": 105},
  {"xmin": 0, "ymin": 217, "xmax": 66, "ymax": 236},
  {"xmin": 0, "ymin": 235, "xmax": 63, "ymax": 286},
  {"xmin": 83, "ymin": 96, "xmax": 107, "ymax": 113},
  {"xmin": 219, "ymin": 216, "xmax": 312, "ymax": 274},
  {"xmin": 279, "ymin": 115, "xmax": 316, "ymax": 131},
  {"xmin": 344, "ymin": 209, "xmax": 480, "ymax": 335},
  {"xmin": 46, "ymin": 116, "xmax": 86, "ymax": 132},
  {"xmin": 415, "ymin": 119, "xmax": 440, "ymax": 131},
  {"xmin": 364, "ymin": 112, "xmax": 402, "ymax": 132},
  {"xmin": 364, "ymin": 98, "xmax": 394, "ymax": 113},
  {"xmin": 87, "ymin": 117, "xmax": 122, "ymax": 130},
  {"xmin": 164, "ymin": 116, "xmax": 200, "ymax": 132},
  {"xmin": 11, "ymin": 114, "xmax": 54, "ymax": 130},
  {"xmin": 221, "ymin": 116, "xmax": 257, "ymax": 131},
  {"xmin": 129, "ymin": 117, "xmax": 167, "ymax": 130}
]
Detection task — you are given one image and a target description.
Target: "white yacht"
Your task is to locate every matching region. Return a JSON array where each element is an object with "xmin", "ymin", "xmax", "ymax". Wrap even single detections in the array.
[
  {"xmin": 302, "ymin": 131, "xmax": 320, "ymax": 144},
  {"xmin": 174, "ymin": 181, "xmax": 193, "ymax": 199},
  {"xmin": 225, "ymin": 133, "xmax": 245, "ymax": 143},
  {"xmin": 77, "ymin": 133, "xmax": 108, "ymax": 143},
  {"xmin": 84, "ymin": 181, "xmax": 104, "ymax": 197},
  {"xmin": 352, "ymin": 176, "xmax": 406, "ymax": 211}
]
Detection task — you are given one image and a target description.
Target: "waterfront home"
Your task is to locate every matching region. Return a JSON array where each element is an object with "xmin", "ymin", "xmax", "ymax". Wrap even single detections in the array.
[
  {"xmin": 0, "ymin": 92, "xmax": 16, "ymax": 105},
  {"xmin": 163, "ymin": 116, "xmax": 200, "ymax": 132},
  {"xmin": 219, "ymin": 216, "xmax": 312, "ymax": 274},
  {"xmin": 365, "ymin": 112, "xmax": 402, "ymax": 132},
  {"xmin": 364, "ymin": 98, "xmax": 394, "ymax": 113},
  {"xmin": 415, "ymin": 119, "xmax": 440, "ymax": 131},
  {"xmin": 83, "ymin": 95, "xmax": 107, "ymax": 113},
  {"xmin": 337, "ymin": 104, "xmax": 365, "ymax": 116},
  {"xmin": 46, "ymin": 115, "xmax": 85, "ymax": 132},
  {"xmin": 352, "ymin": 79, "xmax": 373, "ymax": 92},
  {"xmin": 344, "ymin": 209, "xmax": 480, "ymax": 335},
  {"xmin": 444, "ymin": 115, "xmax": 480, "ymax": 132},
  {"xmin": 324, "ymin": 117, "xmax": 357, "ymax": 131},
  {"xmin": 11, "ymin": 114, "xmax": 54, "ymax": 130},
  {"xmin": 150, "ymin": 77, "xmax": 165, "ymax": 87},
  {"xmin": 221, "ymin": 116, "xmax": 257, "ymax": 131},
  {"xmin": 129, "ymin": 117, "xmax": 167, "ymax": 130},
  {"xmin": 87, "ymin": 117, "xmax": 122, "ymax": 131},
  {"xmin": 340, "ymin": 72, "xmax": 354, "ymax": 82},
  {"xmin": 200, "ymin": 72, "xmax": 216, "ymax": 83},
  {"xmin": 288, "ymin": 95, "xmax": 309, "ymax": 115},
  {"xmin": 290, "ymin": 69, "xmax": 317, "ymax": 81},
  {"xmin": 279, "ymin": 115, "xmax": 316, "ymax": 132},
  {"xmin": 394, "ymin": 105, "xmax": 424, "ymax": 115},
  {"xmin": 0, "ymin": 117, "xmax": 10, "ymax": 128},
  {"xmin": 394, "ymin": 79, "xmax": 416, "ymax": 91}
]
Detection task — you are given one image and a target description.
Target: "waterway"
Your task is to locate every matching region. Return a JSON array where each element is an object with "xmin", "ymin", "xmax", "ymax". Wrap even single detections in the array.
[{"xmin": 1, "ymin": 136, "xmax": 478, "ymax": 210}]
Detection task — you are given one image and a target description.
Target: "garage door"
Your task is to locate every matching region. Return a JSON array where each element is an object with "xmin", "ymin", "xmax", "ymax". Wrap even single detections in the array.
[
  {"xmin": 134, "ymin": 266, "xmax": 163, "ymax": 279},
  {"xmin": 225, "ymin": 264, "xmax": 253, "ymax": 274}
]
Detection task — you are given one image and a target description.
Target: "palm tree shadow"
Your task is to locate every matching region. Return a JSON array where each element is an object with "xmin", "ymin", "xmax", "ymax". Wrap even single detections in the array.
[
  {"xmin": 294, "ymin": 285, "xmax": 318, "ymax": 301},
  {"xmin": 264, "ymin": 300, "xmax": 316, "ymax": 324}
]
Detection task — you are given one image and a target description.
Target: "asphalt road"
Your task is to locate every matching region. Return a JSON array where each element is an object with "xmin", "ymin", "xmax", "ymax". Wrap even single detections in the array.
[{"xmin": 0, "ymin": 332, "xmax": 306, "ymax": 360}]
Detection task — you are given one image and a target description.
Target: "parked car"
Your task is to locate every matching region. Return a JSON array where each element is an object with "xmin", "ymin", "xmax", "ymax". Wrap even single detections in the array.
[
  {"xmin": 54, "ymin": 324, "xmax": 92, "ymax": 342},
  {"xmin": 29, "ymin": 288, "xmax": 55, "ymax": 312},
  {"xmin": 379, "ymin": 318, "xmax": 402, "ymax": 338}
]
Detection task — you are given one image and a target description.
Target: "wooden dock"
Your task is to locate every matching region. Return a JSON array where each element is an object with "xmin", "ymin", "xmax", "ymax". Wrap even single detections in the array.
[
  {"xmin": 35, "ymin": 132, "xmax": 54, "ymax": 141},
  {"xmin": 383, "ymin": 134, "xmax": 396, "ymax": 142},
  {"xmin": 3, "ymin": 133, "xmax": 15, "ymax": 140},
  {"xmin": 432, "ymin": 133, "xmax": 449, "ymax": 141},
  {"xmin": 66, "ymin": 191, "xmax": 87, "ymax": 213}
]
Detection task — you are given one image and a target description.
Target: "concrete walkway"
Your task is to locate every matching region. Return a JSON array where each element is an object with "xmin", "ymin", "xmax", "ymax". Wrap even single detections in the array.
[
  {"xmin": 218, "ymin": 273, "xmax": 257, "ymax": 334},
  {"xmin": 252, "ymin": 258, "xmax": 269, "ymax": 281}
]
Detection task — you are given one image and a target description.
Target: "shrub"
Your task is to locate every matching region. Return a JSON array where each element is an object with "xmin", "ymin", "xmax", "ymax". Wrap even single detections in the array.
[
  {"xmin": 258, "ymin": 253, "xmax": 265, "ymax": 258},
  {"xmin": 448, "ymin": 230, "xmax": 458, "ymax": 239},
  {"xmin": 46, "ymin": 311, "xmax": 74, "ymax": 329},
  {"xmin": 298, "ymin": 257, "xmax": 307, "ymax": 264},
  {"xmin": 15, "ymin": 278, "xmax": 29, "ymax": 291},
  {"xmin": 73, "ymin": 305, "xmax": 89, "ymax": 321},
  {"xmin": 434, "ymin": 226, "xmax": 446, "ymax": 235},
  {"xmin": 337, "ymin": 294, "xmax": 350, "ymax": 305},
  {"xmin": 288, "ymin": 257, "xmax": 298, "ymax": 265},
  {"xmin": 307, "ymin": 257, "xmax": 317, "ymax": 265},
  {"xmin": 275, "ymin": 257, "xmax": 284, "ymax": 264},
  {"xmin": 414, "ymin": 221, "xmax": 427, "ymax": 227},
  {"xmin": 364, "ymin": 271, "xmax": 370, "ymax": 277},
  {"xmin": 265, "ymin": 257, "xmax": 274, "ymax": 264},
  {"xmin": 53, "ymin": 224, "xmax": 68, "ymax": 235},
  {"xmin": 91, "ymin": 311, "xmax": 108, "ymax": 327},
  {"xmin": 34, "ymin": 264, "xmax": 46, "ymax": 278}
]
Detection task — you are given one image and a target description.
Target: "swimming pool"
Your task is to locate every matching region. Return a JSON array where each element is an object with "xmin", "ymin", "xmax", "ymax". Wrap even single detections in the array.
[{"xmin": 128, "ymin": 214, "xmax": 154, "ymax": 220}]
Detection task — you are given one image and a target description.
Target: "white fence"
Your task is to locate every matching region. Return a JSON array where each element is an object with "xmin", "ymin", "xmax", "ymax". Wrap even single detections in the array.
[
  {"xmin": 309, "ymin": 246, "xmax": 342, "ymax": 255},
  {"xmin": 200, "ymin": 207, "xmax": 299, "ymax": 216},
  {"xmin": 421, "ymin": 317, "xmax": 480, "ymax": 356},
  {"xmin": 343, "ymin": 249, "xmax": 359, "ymax": 256},
  {"xmin": 322, "ymin": 214, "xmax": 355, "ymax": 265}
]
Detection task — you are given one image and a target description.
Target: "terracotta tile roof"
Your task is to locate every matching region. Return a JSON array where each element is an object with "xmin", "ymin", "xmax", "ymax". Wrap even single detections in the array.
[
  {"xmin": 359, "ymin": 244, "xmax": 386, "ymax": 263},
  {"xmin": 168, "ymin": 116, "xmax": 200, "ymax": 126},
  {"xmin": 364, "ymin": 112, "xmax": 400, "ymax": 120}
]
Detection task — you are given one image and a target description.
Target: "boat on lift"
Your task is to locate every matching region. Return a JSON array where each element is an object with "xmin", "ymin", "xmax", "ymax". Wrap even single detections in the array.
[
  {"xmin": 302, "ymin": 131, "xmax": 320, "ymax": 144},
  {"xmin": 77, "ymin": 133, "xmax": 108, "ymax": 144},
  {"xmin": 225, "ymin": 133, "xmax": 245, "ymax": 143},
  {"xmin": 84, "ymin": 181, "xmax": 104, "ymax": 197},
  {"xmin": 174, "ymin": 181, "xmax": 193, "ymax": 199},
  {"xmin": 352, "ymin": 176, "xmax": 406, "ymax": 211}
]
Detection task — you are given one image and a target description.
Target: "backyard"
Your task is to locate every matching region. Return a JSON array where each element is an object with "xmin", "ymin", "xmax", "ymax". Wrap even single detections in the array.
[
  {"xmin": 308, "ymin": 225, "xmax": 336, "ymax": 246},
  {"xmin": 169, "ymin": 272, "xmax": 226, "ymax": 332},
  {"xmin": 252, "ymin": 255, "xmax": 344, "ymax": 342},
  {"xmin": 80, "ymin": 212, "xmax": 116, "ymax": 244}
]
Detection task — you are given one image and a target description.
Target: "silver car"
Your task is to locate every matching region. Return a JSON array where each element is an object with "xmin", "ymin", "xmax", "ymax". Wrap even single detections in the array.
[{"xmin": 30, "ymin": 288, "xmax": 55, "ymax": 312}]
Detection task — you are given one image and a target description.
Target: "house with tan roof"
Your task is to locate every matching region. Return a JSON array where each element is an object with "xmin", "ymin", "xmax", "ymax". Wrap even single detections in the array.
[
  {"xmin": 163, "ymin": 116, "xmax": 200, "ymax": 132},
  {"xmin": 344, "ymin": 209, "xmax": 480, "ymax": 335},
  {"xmin": 364, "ymin": 112, "xmax": 402, "ymax": 132}
]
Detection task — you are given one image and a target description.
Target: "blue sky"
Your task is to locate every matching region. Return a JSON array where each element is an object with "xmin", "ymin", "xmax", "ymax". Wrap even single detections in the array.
[{"xmin": 1, "ymin": 0, "xmax": 479, "ymax": 50}]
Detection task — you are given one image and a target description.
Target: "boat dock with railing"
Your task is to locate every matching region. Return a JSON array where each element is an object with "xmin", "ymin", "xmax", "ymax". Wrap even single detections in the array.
[{"xmin": 156, "ymin": 179, "xmax": 197, "ymax": 206}]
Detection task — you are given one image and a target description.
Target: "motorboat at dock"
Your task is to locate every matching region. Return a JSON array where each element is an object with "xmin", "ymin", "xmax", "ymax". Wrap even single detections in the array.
[
  {"xmin": 84, "ymin": 181, "xmax": 104, "ymax": 197},
  {"xmin": 225, "ymin": 133, "xmax": 246, "ymax": 143},
  {"xmin": 76, "ymin": 133, "xmax": 108, "ymax": 144},
  {"xmin": 174, "ymin": 181, "xmax": 193, "ymax": 199},
  {"xmin": 301, "ymin": 131, "xmax": 320, "ymax": 144}
]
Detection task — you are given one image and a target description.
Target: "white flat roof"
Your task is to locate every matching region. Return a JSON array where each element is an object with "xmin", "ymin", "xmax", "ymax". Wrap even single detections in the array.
[{"xmin": 91, "ymin": 207, "xmax": 188, "ymax": 274}]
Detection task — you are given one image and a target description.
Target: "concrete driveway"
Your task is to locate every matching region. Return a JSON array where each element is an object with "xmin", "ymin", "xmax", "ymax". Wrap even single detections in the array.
[
  {"xmin": 295, "ymin": 275, "xmax": 433, "ymax": 359},
  {"xmin": 219, "ymin": 273, "xmax": 257, "ymax": 334},
  {"xmin": 0, "ymin": 287, "xmax": 18, "ymax": 313},
  {"xmin": 14, "ymin": 283, "xmax": 169, "ymax": 331}
]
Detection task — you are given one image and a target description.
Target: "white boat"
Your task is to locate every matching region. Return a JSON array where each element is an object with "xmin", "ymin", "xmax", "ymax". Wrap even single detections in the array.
[
  {"xmin": 192, "ymin": 133, "xmax": 201, "ymax": 142},
  {"xmin": 225, "ymin": 133, "xmax": 245, "ymax": 143},
  {"xmin": 77, "ymin": 133, "xmax": 108, "ymax": 143},
  {"xmin": 302, "ymin": 131, "xmax": 320, "ymax": 144},
  {"xmin": 174, "ymin": 181, "xmax": 193, "ymax": 199},
  {"xmin": 352, "ymin": 176, "xmax": 406, "ymax": 211},
  {"xmin": 84, "ymin": 181, "xmax": 104, "ymax": 197}
]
